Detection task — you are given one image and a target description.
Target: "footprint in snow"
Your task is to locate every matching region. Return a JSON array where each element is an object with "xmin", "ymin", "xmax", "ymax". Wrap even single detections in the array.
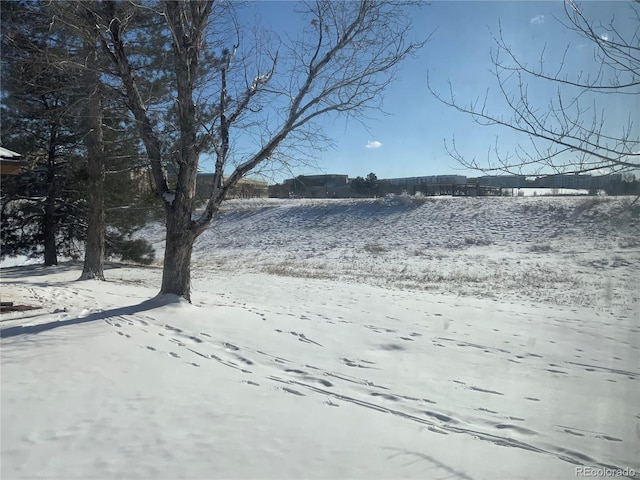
[
  {"xmin": 233, "ymin": 354, "xmax": 254, "ymax": 365},
  {"xmin": 469, "ymin": 386, "xmax": 503, "ymax": 396},
  {"xmin": 314, "ymin": 378, "xmax": 333, "ymax": 387},
  {"xmin": 282, "ymin": 387, "xmax": 305, "ymax": 396},
  {"xmin": 370, "ymin": 392, "xmax": 400, "ymax": 402},
  {"xmin": 598, "ymin": 435, "xmax": 623, "ymax": 442},
  {"xmin": 494, "ymin": 424, "xmax": 537, "ymax": 436}
]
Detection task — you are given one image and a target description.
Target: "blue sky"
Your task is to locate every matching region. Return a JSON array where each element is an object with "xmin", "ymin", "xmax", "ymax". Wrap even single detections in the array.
[{"xmin": 203, "ymin": 1, "xmax": 638, "ymax": 182}]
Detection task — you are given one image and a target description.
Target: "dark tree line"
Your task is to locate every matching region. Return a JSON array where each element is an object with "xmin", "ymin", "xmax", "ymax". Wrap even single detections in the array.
[{"xmin": 1, "ymin": 1, "xmax": 156, "ymax": 269}]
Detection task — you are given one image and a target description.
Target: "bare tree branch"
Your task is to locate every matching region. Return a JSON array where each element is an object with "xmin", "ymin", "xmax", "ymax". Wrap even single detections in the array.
[{"xmin": 428, "ymin": 0, "xmax": 639, "ymax": 176}]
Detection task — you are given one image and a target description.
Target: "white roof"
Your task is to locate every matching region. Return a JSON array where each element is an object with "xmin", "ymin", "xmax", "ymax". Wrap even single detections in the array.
[{"xmin": 0, "ymin": 147, "xmax": 22, "ymax": 160}]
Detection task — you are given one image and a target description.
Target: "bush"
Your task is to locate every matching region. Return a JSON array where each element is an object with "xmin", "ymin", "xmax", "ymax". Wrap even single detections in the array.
[
  {"xmin": 464, "ymin": 237, "xmax": 493, "ymax": 246},
  {"xmin": 364, "ymin": 243, "xmax": 387, "ymax": 254},
  {"xmin": 529, "ymin": 243, "xmax": 553, "ymax": 253},
  {"xmin": 575, "ymin": 197, "xmax": 606, "ymax": 213},
  {"xmin": 618, "ymin": 237, "xmax": 640, "ymax": 249},
  {"xmin": 107, "ymin": 235, "xmax": 155, "ymax": 265}
]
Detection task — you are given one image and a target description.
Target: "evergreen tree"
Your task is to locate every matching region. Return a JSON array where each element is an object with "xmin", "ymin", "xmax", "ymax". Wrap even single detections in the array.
[
  {"xmin": 350, "ymin": 173, "xmax": 382, "ymax": 197},
  {"xmin": 0, "ymin": 0, "xmax": 155, "ymax": 267},
  {"xmin": 1, "ymin": 0, "xmax": 85, "ymax": 265}
]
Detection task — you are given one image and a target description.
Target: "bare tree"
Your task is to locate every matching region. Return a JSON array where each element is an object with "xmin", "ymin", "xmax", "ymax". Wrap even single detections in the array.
[
  {"xmin": 87, "ymin": 0, "xmax": 423, "ymax": 302},
  {"xmin": 428, "ymin": 0, "xmax": 639, "ymax": 176}
]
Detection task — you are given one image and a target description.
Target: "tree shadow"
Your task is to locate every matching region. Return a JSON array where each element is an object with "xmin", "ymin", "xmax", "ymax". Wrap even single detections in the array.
[
  {"xmin": 0, "ymin": 262, "xmax": 82, "ymax": 279},
  {"xmin": 385, "ymin": 448, "xmax": 476, "ymax": 480},
  {"xmin": 0, "ymin": 261, "xmax": 161, "ymax": 280},
  {"xmin": 0, "ymin": 295, "xmax": 182, "ymax": 339}
]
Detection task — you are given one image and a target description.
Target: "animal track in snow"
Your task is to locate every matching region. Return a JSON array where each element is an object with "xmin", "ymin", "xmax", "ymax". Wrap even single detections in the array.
[
  {"xmin": 340, "ymin": 358, "xmax": 377, "ymax": 369},
  {"xmin": 493, "ymin": 423, "xmax": 537, "ymax": 436},
  {"xmin": 468, "ymin": 386, "xmax": 504, "ymax": 396},
  {"xmin": 289, "ymin": 331, "xmax": 323, "ymax": 347}
]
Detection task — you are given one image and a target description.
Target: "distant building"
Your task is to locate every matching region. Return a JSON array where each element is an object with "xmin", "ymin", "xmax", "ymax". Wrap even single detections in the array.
[
  {"xmin": 282, "ymin": 174, "xmax": 349, "ymax": 187},
  {"xmin": 534, "ymin": 174, "xmax": 622, "ymax": 190},
  {"xmin": 267, "ymin": 172, "xmax": 627, "ymax": 199},
  {"xmin": 271, "ymin": 174, "xmax": 494, "ymax": 198},
  {"xmin": 378, "ymin": 175, "xmax": 469, "ymax": 196},
  {"xmin": 275, "ymin": 174, "xmax": 351, "ymax": 198},
  {"xmin": 190, "ymin": 173, "xmax": 269, "ymax": 200},
  {"xmin": 382, "ymin": 175, "xmax": 467, "ymax": 186},
  {"xmin": 0, "ymin": 147, "xmax": 26, "ymax": 176},
  {"xmin": 473, "ymin": 175, "xmax": 528, "ymax": 188}
]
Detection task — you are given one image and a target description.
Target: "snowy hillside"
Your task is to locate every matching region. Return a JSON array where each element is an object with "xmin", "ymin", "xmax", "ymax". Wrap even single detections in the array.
[
  {"xmin": 177, "ymin": 195, "xmax": 638, "ymax": 310},
  {"xmin": 1, "ymin": 196, "xmax": 639, "ymax": 479}
]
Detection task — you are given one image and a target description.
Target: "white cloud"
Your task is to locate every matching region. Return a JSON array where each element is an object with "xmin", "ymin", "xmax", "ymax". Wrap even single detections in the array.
[
  {"xmin": 365, "ymin": 140, "xmax": 382, "ymax": 149},
  {"xmin": 600, "ymin": 33, "xmax": 610, "ymax": 41},
  {"xmin": 530, "ymin": 15, "xmax": 544, "ymax": 24}
]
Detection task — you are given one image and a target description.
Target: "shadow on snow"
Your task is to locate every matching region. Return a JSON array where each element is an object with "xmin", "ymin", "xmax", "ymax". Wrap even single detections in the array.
[{"xmin": 0, "ymin": 295, "xmax": 182, "ymax": 339}]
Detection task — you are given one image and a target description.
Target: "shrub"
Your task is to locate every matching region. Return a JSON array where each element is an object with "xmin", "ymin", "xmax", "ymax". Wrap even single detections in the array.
[
  {"xmin": 364, "ymin": 243, "xmax": 387, "ymax": 254},
  {"xmin": 107, "ymin": 236, "xmax": 156, "ymax": 265},
  {"xmin": 464, "ymin": 237, "xmax": 493, "ymax": 246},
  {"xmin": 575, "ymin": 197, "xmax": 606, "ymax": 212},
  {"xmin": 529, "ymin": 243, "xmax": 553, "ymax": 253},
  {"xmin": 618, "ymin": 237, "xmax": 640, "ymax": 249}
]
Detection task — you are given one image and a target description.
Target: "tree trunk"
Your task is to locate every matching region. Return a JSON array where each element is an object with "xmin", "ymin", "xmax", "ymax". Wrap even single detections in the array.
[
  {"xmin": 160, "ymin": 209, "xmax": 196, "ymax": 301},
  {"xmin": 80, "ymin": 158, "xmax": 105, "ymax": 280},
  {"xmin": 43, "ymin": 126, "xmax": 58, "ymax": 267},
  {"xmin": 43, "ymin": 179, "xmax": 58, "ymax": 266},
  {"xmin": 155, "ymin": 2, "xmax": 207, "ymax": 302},
  {"xmin": 79, "ymin": 37, "xmax": 106, "ymax": 281}
]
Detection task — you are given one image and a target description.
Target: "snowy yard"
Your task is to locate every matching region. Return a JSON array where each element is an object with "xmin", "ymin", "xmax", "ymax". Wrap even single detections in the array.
[{"xmin": 1, "ymin": 195, "xmax": 639, "ymax": 479}]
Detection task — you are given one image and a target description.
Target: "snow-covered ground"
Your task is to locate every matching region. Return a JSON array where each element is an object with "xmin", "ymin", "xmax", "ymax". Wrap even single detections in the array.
[{"xmin": 1, "ymin": 195, "xmax": 639, "ymax": 479}]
